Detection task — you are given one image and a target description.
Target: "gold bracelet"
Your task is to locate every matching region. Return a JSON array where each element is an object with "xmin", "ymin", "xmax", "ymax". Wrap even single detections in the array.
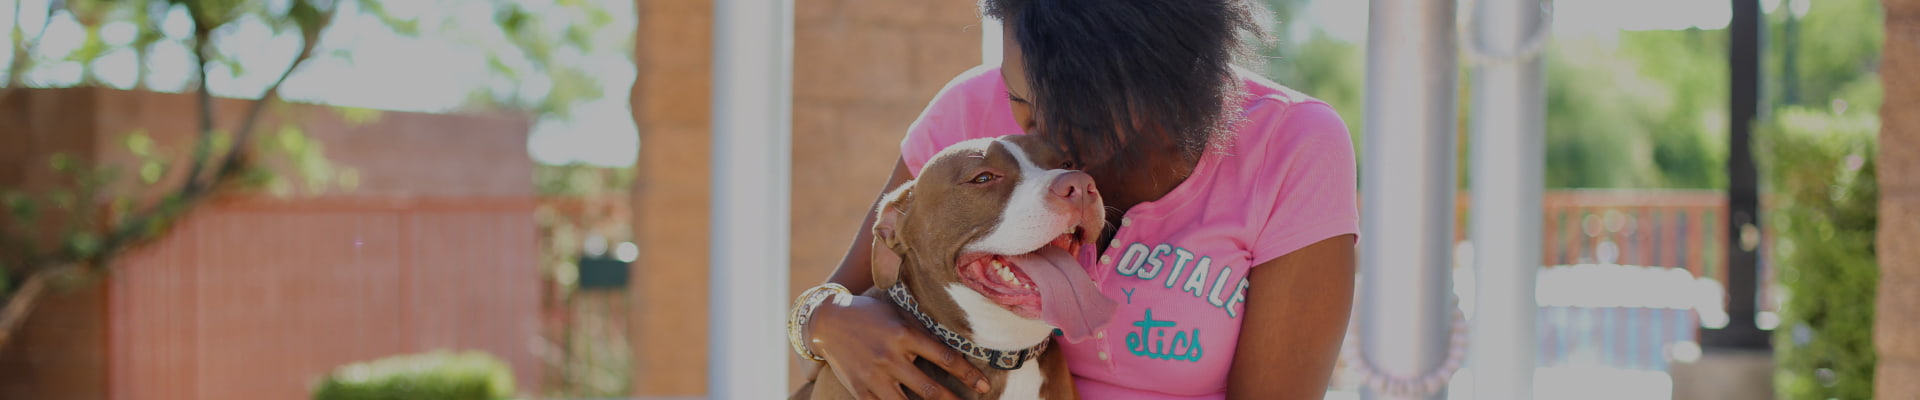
[{"xmin": 788, "ymin": 283, "xmax": 852, "ymax": 362}]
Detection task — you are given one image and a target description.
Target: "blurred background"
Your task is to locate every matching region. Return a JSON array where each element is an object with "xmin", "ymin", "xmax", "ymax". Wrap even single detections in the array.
[{"xmin": 0, "ymin": 0, "xmax": 1899, "ymax": 399}]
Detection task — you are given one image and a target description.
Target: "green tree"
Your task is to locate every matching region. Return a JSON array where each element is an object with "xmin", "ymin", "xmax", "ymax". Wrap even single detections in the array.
[{"xmin": 0, "ymin": 0, "xmax": 621, "ymax": 353}]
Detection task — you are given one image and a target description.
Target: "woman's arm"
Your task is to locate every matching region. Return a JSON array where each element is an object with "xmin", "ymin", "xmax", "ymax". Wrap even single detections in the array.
[
  {"xmin": 1227, "ymin": 234, "xmax": 1358, "ymax": 400},
  {"xmin": 802, "ymin": 157, "xmax": 989, "ymax": 400},
  {"xmin": 820, "ymin": 158, "xmax": 915, "ymax": 292}
]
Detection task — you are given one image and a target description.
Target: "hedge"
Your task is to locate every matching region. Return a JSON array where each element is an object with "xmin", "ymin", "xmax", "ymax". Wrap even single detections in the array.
[
  {"xmin": 1762, "ymin": 106, "xmax": 1879, "ymax": 400},
  {"xmin": 312, "ymin": 350, "xmax": 517, "ymax": 400}
]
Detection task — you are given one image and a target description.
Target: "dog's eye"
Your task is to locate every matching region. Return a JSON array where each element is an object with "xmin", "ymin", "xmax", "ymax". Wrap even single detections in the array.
[{"xmin": 969, "ymin": 172, "xmax": 996, "ymax": 184}]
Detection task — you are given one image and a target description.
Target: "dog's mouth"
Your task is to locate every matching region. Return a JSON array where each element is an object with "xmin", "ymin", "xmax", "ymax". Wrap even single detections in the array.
[{"xmin": 955, "ymin": 226, "xmax": 1089, "ymax": 317}]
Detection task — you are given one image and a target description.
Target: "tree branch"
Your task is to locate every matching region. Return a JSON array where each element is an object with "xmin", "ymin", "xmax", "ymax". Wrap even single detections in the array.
[
  {"xmin": 182, "ymin": 26, "xmax": 218, "ymax": 191},
  {"xmin": 0, "ymin": 266, "xmax": 65, "ymax": 350},
  {"xmin": 0, "ymin": 1, "xmax": 59, "ymax": 103},
  {"xmin": 227, "ymin": 33, "xmax": 322, "ymax": 168}
]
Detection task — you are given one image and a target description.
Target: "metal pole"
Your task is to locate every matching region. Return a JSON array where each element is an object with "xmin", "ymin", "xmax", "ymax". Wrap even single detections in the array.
[
  {"xmin": 1468, "ymin": 0, "xmax": 1546, "ymax": 398},
  {"xmin": 1703, "ymin": 0, "xmax": 1770, "ymax": 351},
  {"xmin": 1361, "ymin": 0, "xmax": 1458, "ymax": 399},
  {"xmin": 709, "ymin": 0, "xmax": 793, "ymax": 396}
]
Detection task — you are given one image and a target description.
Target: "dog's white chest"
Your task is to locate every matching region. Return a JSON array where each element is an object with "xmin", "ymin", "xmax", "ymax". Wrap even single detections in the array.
[{"xmin": 1000, "ymin": 364, "xmax": 1046, "ymax": 400}]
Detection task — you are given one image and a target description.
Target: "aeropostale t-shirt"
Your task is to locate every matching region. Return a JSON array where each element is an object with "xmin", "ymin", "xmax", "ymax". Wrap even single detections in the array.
[{"xmin": 900, "ymin": 65, "xmax": 1360, "ymax": 399}]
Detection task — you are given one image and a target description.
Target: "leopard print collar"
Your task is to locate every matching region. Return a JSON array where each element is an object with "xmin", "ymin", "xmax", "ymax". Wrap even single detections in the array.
[{"xmin": 887, "ymin": 282, "xmax": 1049, "ymax": 370}]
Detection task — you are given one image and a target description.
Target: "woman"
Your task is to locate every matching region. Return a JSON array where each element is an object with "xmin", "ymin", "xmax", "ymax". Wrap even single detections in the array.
[{"xmin": 792, "ymin": 0, "xmax": 1357, "ymax": 398}]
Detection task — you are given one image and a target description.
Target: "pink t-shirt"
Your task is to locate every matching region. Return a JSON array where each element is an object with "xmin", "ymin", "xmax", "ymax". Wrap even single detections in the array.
[{"xmin": 900, "ymin": 65, "xmax": 1359, "ymax": 398}]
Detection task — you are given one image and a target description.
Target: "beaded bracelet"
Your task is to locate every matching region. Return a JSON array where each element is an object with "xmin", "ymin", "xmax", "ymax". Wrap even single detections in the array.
[{"xmin": 788, "ymin": 283, "xmax": 853, "ymax": 361}]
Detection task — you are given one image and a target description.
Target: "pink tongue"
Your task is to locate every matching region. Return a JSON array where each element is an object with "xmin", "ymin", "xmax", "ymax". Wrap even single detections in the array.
[{"xmin": 1006, "ymin": 247, "xmax": 1118, "ymax": 343}]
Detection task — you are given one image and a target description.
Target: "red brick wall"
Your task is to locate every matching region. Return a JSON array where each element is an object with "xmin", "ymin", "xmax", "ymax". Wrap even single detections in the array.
[
  {"xmin": 787, "ymin": 0, "xmax": 984, "ymax": 389},
  {"xmin": 628, "ymin": 0, "xmax": 716, "ymax": 396},
  {"xmin": 0, "ymin": 88, "xmax": 540, "ymax": 399},
  {"xmin": 626, "ymin": 0, "xmax": 984, "ymax": 395},
  {"xmin": 1878, "ymin": 1, "xmax": 1920, "ymax": 398}
]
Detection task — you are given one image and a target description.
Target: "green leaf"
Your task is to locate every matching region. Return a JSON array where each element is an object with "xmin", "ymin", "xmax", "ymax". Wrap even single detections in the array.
[
  {"xmin": 49, "ymin": 153, "xmax": 76, "ymax": 172},
  {"xmin": 140, "ymin": 161, "xmax": 164, "ymax": 184},
  {"xmin": 223, "ymin": 57, "xmax": 246, "ymax": 77},
  {"xmin": 67, "ymin": 232, "xmax": 102, "ymax": 256},
  {"xmin": 564, "ymin": 26, "xmax": 593, "ymax": 50},
  {"xmin": 125, "ymin": 131, "xmax": 154, "ymax": 156},
  {"xmin": 209, "ymin": 130, "xmax": 235, "ymax": 156},
  {"xmin": 110, "ymin": 197, "xmax": 132, "ymax": 219},
  {"xmin": 288, "ymin": 0, "xmax": 326, "ymax": 40},
  {"xmin": 64, "ymin": 26, "xmax": 109, "ymax": 63},
  {"xmin": 334, "ymin": 107, "xmax": 382, "ymax": 127},
  {"xmin": 3, "ymin": 191, "xmax": 36, "ymax": 221}
]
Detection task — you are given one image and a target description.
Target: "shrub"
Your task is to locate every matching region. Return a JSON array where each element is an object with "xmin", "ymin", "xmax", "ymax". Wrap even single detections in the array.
[
  {"xmin": 312, "ymin": 351, "xmax": 517, "ymax": 400},
  {"xmin": 1762, "ymin": 105, "xmax": 1879, "ymax": 400}
]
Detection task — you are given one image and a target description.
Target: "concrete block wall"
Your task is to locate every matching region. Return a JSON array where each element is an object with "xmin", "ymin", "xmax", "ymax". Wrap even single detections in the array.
[{"xmin": 626, "ymin": 0, "xmax": 984, "ymax": 395}]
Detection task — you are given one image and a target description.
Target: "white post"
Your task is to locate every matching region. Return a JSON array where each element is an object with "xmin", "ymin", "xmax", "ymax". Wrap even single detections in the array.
[
  {"xmin": 709, "ymin": 0, "xmax": 793, "ymax": 396},
  {"xmin": 1468, "ymin": 0, "xmax": 1546, "ymax": 398},
  {"xmin": 982, "ymin": 16, "xmax": 1003, "ymax": 67},
  {"xmin": 1360, "ymin": 0, "xmax": 1458, "ymax": 400}
]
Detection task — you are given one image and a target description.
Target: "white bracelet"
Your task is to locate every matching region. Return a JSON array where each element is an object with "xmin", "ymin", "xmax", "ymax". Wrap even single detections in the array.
[{"xmin": 788, "ymin": 283, "xmax": 853, "ymax": 361}]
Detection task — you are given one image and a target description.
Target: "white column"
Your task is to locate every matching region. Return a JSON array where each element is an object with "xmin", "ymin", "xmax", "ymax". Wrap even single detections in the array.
[
  {"xmin": 1468, "ymin": 0, "xmax": 1546, "ymax": 398},
  {"xmin": 708, "ymin": 0, "xmax": 793, "ymax": 397},
  {"xmin": 982, "ymin": 16, "xmax": 1003, "ymax": 67},
  {"xmin": 1360, "ymin": 1, "xmax": 1459, "ymax": 400}
]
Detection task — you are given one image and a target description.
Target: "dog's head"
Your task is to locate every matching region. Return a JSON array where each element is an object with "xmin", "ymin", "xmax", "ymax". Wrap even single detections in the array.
[{"xmin": 873, "ymin": 135, "xmax": 1117, "ymax": 348}]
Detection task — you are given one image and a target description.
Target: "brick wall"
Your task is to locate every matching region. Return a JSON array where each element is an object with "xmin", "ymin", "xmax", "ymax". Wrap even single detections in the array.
[
  {"xmin": 1878, "ymin": 1, "xmax": 1920, "ymax": 398},
  {"xmin": 788, "ymin": 0, "xmax": 984, "ymax": 389},
  {"xmin": 626, "ymin": 0, "xmax": 984, "ymax": 395},
  {"xmin": 628, "ymin": 0, "xmax": 715, "ymax": 396}
]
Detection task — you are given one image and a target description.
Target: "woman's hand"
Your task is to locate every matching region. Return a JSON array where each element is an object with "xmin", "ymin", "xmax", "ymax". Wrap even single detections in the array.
[{"xmin": 807, "ymin": 294, "xmax": 990, "ymax": 400}]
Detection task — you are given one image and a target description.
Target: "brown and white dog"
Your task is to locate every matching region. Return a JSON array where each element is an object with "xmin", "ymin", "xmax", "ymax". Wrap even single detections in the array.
[{"xmin": 800, "ymin": 135, "xmax": 1119, "ymax": 400}]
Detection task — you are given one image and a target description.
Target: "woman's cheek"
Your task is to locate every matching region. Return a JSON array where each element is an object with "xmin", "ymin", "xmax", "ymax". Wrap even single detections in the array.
[{"xmin": 1011, "ymin": 102, "xmax": 1036, "ymax": 132}]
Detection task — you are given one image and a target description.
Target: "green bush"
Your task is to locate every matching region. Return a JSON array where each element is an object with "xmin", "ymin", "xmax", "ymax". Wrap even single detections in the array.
[
  {"xmin": 312, "ymin": 351, "xmax": 517, "ymax": 400},
  {"xmin": 1762, "ymin": 105, "xmax": 1879, "ymax": 400}
]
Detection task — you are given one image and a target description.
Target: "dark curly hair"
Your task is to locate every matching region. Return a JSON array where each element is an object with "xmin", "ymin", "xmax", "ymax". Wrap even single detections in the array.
[{"xmin": 983, "ymin": 0, "xmax": 1270, "ymax": 170}]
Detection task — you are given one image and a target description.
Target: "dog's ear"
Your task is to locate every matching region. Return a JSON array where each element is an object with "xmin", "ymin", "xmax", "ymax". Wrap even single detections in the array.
[{"xmin": 870, "ymin": 181, "xmax": 913, "ymax": 289}]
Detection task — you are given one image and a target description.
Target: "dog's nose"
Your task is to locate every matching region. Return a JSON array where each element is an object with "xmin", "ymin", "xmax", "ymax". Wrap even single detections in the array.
[{"xmin": 1049, "ymin": 171, "xmax": 1096, "ymax": 205}]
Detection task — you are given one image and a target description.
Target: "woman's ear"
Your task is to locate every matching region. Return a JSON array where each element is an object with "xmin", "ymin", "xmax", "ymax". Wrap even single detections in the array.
[{"xmin": 871, "ymin": 181, "xmax": 913, "ymax": 289}]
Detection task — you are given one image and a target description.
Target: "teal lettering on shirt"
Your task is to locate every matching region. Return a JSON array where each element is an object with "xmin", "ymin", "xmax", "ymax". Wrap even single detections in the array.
[{"xmin": 1124, "ymin": 309, "xmax": 1203, "ymax": 362}]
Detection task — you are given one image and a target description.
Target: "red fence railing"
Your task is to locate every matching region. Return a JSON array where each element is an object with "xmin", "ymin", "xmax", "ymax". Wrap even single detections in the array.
[{"xmin": 1455, "ymin": 190, "xmax": 1735, "ymax": 280}]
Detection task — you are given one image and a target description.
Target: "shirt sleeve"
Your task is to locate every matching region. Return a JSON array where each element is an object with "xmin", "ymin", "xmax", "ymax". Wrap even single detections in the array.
[
  {"xmin": 900, "ymin": 65, "xmax": 1007, "ymax": 177},
  {"xmin": 1249, "ymin": 101, "xmax": 1361, "ymax": 265}
]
